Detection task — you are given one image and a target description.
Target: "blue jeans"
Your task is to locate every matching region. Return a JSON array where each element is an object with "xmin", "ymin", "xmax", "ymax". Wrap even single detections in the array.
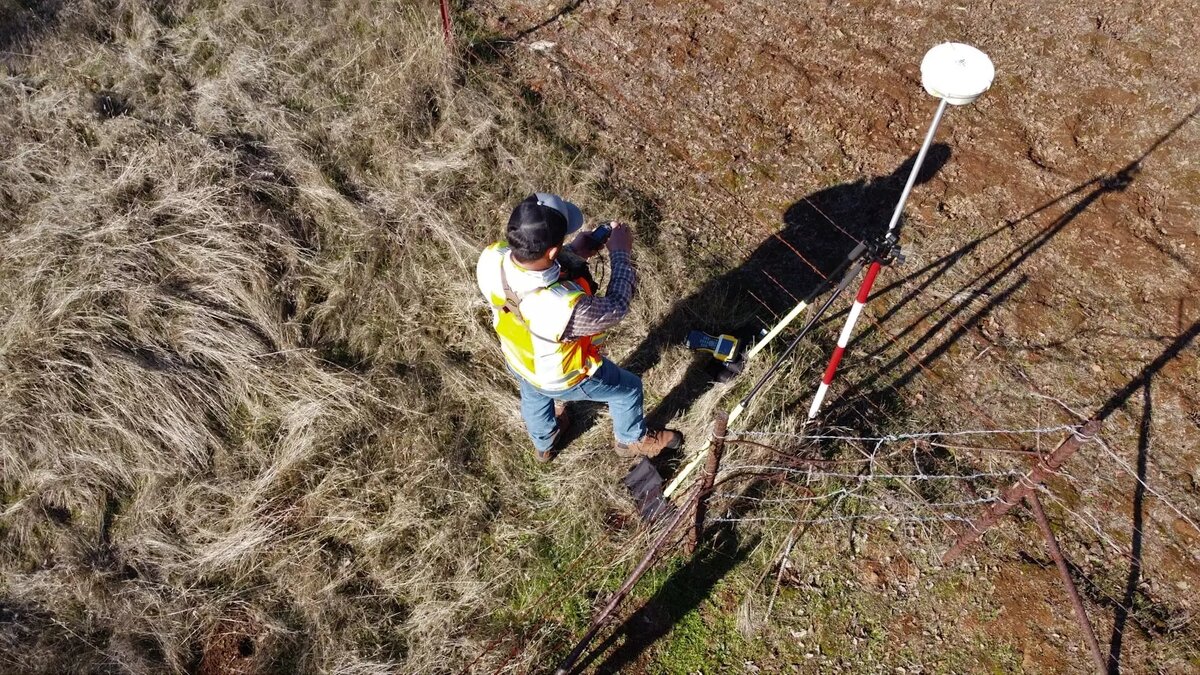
[{"xmin": 515, "ymin": 359, "xmax": 647, "ymax": 453}]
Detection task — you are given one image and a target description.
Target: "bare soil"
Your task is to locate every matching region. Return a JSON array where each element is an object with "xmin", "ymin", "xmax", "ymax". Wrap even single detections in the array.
[{"xmin": 472, "ymin": 0, "xmax": 1200, "ymax": 671}]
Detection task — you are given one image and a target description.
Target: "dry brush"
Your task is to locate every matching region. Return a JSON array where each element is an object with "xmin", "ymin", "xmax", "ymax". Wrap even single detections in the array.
[{"xmin": 0, "ymin": 1, "xmax": 650, "ymax": 672}]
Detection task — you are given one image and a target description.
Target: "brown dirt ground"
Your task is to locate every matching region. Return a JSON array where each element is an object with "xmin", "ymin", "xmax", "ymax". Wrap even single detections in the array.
[{"xmin": 472, "ymin": 0, "xmax": 1199, "ymax": 672}]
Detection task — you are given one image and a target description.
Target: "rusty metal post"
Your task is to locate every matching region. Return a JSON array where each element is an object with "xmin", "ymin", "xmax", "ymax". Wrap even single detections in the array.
[
  {"xmin": 687, "ymin": 411, "xmax": 729, "ymax": 555},
  {"xmin": 942, "ymin": 419, "xmax": 1101, "ymax": 563},
  {"xmin": 553, "ymin": 486, "xmax": 700, "ymax": 675},
  {"xmin": 1027, "ymin": 493, "xmax": 1106, "ymax": 674},
  {"xmin": 439, "ymin": 0, "xmax": 453, "ymax": 46}
]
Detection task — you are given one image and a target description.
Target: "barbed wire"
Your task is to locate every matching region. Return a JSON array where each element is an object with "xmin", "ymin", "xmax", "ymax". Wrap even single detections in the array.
[
  {"xmin": 718, "ymin": 464, "xmax": 1024, "ymax": 482},
  {"xmin": 714, "ymin": 491, "xmax": 1000, "ymax": 510},
  {"xmin": 701, "ymin": 425, "xmax": 1053, "ymax": 542},
  {"xmin": 710, "ymin": 513, "xmax": 977, "ymax": 525},
  {"xmin": 698, "ymin": 424, "xmax": 1026, "ymax": 549},
  {"xmin": 736, "ymin": 424, "xmax": 1076, "ymax": 443},
  {"xmin": 1094, "ymin": 435, "xmax": 1200, "ymax": 536}
]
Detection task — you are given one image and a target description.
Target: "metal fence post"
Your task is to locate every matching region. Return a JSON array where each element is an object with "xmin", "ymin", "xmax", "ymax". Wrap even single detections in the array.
[
  {"xmin": 1028, "ymin": 493, "xmax": 1106, "ymax": 674},
  {"xmin": 687, "ymin": 411, "xmax": 728, "ymax": 555},
  {"xmin": 942, "ymin": 419, "xmax": 1101, "ymax": 563},
  {"xmin": 439, "ymin": 0, "xmax": 453, "ymax": 46}
]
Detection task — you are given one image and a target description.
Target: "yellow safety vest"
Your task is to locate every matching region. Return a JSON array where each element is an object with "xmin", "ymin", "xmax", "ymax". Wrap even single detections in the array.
[{"xmin": 477, "ymin": 242, "xmax": 603, "ymax": 391}]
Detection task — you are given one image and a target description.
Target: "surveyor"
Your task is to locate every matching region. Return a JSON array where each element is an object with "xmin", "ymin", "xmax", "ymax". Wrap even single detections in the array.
[{"xmin": 476, "ymin": 193, "xmax": 683, "ymax": 462}]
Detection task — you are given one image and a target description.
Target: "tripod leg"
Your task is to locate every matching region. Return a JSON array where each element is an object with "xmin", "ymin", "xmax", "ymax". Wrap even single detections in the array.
[{"xmin": 807, "ymin": 260, "xmax": 882, "ymax": 420}]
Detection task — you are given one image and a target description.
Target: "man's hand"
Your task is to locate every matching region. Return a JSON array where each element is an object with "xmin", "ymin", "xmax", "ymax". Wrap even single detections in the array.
[
  {"xmin": 568, "ymin": 224, "xmax": 606, "ymax": 259},
  {"xmin": 606, "ymin": 222, "xmax": 632, "ymax": 254}
]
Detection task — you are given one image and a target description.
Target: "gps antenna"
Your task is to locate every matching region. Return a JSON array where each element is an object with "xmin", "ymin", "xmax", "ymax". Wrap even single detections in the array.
[{"xmin": 806, "ymin": 43, "xmax": 994, "ymax": 420}]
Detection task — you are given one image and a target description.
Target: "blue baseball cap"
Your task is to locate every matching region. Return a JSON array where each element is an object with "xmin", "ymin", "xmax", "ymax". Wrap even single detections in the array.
[{"xmin": 532, "ymin": 192, "xmax": 584, "ymax": 235}]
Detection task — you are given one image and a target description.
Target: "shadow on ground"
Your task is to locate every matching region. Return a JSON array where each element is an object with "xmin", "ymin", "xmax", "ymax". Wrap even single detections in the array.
[
  {"xmin": 622, "ymin": 145, "xmax": 951, "ymax": 430},
  {"xmin": 569, "ymin": 525, "xmax": 759, "ymax": 674},
  {"xmin": 0, "ymin": 1, "xmax": 62, "ymax": 53},
  {"xmin": 820, "ymin": 103, "xmax": 1199, "ymax": 424}
]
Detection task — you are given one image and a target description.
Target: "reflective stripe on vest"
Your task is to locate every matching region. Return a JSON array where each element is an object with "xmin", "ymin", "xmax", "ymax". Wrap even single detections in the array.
[{"xmin": 478, "ymin": 242, "xmax": 603, "ymax": 391}]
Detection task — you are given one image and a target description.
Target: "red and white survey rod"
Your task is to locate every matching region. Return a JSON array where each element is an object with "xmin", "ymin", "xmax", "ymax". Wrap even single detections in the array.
[
  {"xmin": 806, "ymin": 44, "xmax": 994, "ymax": 420},
  {"xmin": 807, "ymin": 256, "xmax": 885, "ymax": 419}
]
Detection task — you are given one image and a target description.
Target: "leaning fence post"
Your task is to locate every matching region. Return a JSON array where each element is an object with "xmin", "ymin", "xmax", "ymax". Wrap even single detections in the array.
[
  {"xmin": 1027, "ymin": 493, "xmax": 1107, "ymax": 675},
  {"xmin": 553, "ymin": 486, "xmax": 701, "ymax": 675},
  {"xmin": 687, "ymin": 411, "xmax": 728, "ymax": 554},
  {"xmin": 942, "ymin": 419, "xmax": 1101, "ymax": 563}
]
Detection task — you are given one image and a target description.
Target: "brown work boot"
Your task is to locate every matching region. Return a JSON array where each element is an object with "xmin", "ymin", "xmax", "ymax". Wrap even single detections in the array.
[
  {"xmin": 614, "ymin": 428, "xmax": 683, "ymax": 458},
  {"xmin": 537, "ymin": 402, "xmax": 571, "ymax": 463}
]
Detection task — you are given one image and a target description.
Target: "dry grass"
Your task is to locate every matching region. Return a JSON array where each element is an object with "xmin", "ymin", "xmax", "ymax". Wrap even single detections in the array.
[{"xmin": 0, "ymin": 1, "xmax": 665, "ymax": 672}]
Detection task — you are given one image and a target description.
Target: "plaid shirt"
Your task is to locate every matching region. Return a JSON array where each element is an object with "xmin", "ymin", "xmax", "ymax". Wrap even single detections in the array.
[{"xmin": 563, "ymin": 251, "xmax": 636, "ymax": 339}]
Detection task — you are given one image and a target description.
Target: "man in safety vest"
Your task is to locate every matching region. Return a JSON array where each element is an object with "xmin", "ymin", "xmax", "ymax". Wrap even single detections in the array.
[{"xmin": 476, "ymin": 193, "xmax": 683, "ymax": 462}]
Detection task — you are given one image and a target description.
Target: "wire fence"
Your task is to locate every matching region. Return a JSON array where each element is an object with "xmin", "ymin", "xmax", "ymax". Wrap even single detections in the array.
[
  {"xmin": 481, "ymin": 406, "xmax": 1200, "ymax": 674},
  {"xmin": 713, "ymin": 420, "xmax": 1200, "ymax": 667},
  {"xmin": 707, "ymin": 426, "xmax": 1062, "ymax": 533}
]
